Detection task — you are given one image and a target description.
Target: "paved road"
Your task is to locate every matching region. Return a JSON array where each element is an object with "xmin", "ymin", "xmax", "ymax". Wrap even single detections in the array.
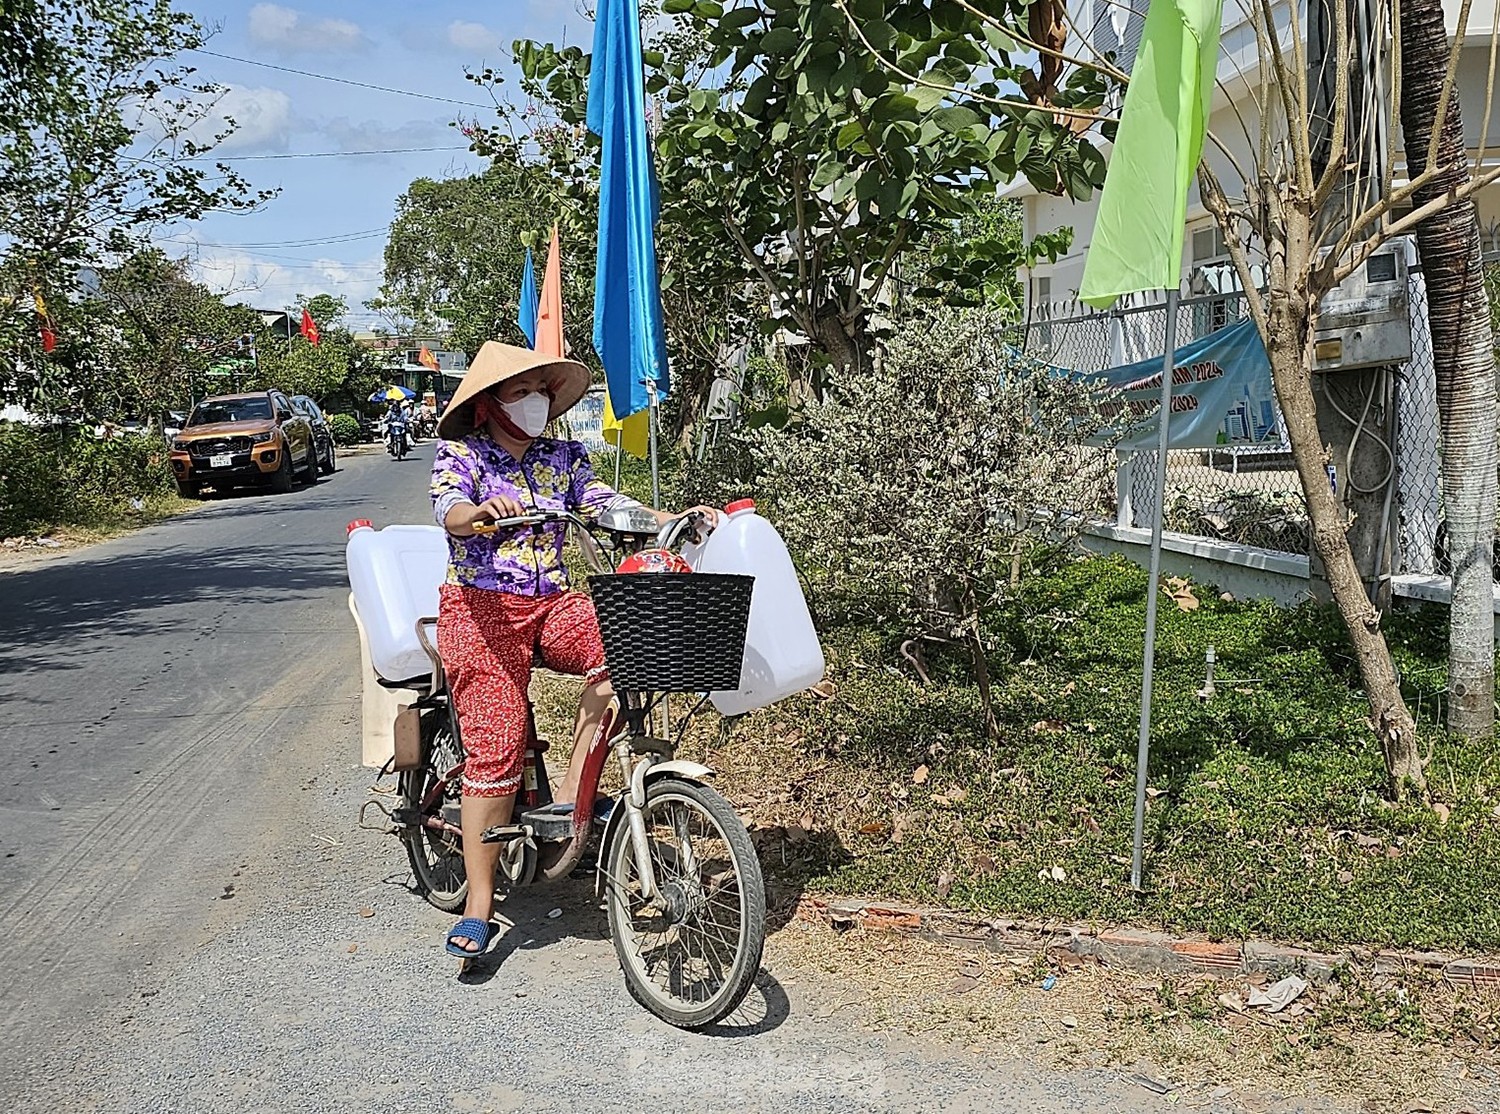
[{"xmin": 0, "ymin": 446, "xmax": 1344, "ymax": 1114}]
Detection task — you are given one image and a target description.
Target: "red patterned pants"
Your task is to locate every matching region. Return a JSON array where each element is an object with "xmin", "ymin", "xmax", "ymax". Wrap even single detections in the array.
[{"xmin": 436, "ymin": 585, "xmax": 608, "ymax": 797}]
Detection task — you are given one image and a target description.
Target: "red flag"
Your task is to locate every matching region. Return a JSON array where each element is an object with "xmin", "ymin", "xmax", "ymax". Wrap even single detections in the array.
[
  {"xmin": 418, "ymin": 345, "xmax": 440, "ymax": 372},
  {"xmin": 300, "ymin": 308, "xmax": 320, "ymax": 346},
  {"xmin": 33, "ymin": 291, "xmax": 56, "ymax": 353}
]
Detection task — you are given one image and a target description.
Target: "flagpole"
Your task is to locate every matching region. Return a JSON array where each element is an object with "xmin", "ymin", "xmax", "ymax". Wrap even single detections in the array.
[
  {"xmin": 1130, "ymin": 287, "xmax": 1180, "ymax": 892},
  {"xmin": 645, "ymin": 378, "xmax": 661, "ymax": 509}
]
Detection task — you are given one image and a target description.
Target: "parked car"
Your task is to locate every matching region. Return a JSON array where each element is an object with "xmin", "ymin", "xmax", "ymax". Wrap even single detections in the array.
[
  {"xmin": 289, "ymin": 394, "xmax": 337, "ymax": 475},
  {"xmin": 168, "ymin": 390, "xmax": 318, "ymax": 497}
]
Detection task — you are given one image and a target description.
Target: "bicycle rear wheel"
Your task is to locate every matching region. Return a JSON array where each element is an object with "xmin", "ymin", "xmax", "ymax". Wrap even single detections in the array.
[
  {"xmin": 605, "ymin": 777, "xmax": 765, "ymax": 1029},
  {"xmin": 398, "ymin": 712, "xmax": 468, "ymax": 912}
]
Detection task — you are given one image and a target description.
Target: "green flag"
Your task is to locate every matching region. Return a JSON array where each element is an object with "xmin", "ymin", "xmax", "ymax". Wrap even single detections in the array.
[{"xmin": 1078, "ymin": 0, "xmax": 1223, "ymax": 309}]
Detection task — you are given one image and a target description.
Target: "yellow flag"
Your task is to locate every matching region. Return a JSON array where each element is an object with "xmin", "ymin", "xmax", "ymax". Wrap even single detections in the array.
[{"xmin": 603, "ymin": 387, "xmax": 649, "ymax": 459}]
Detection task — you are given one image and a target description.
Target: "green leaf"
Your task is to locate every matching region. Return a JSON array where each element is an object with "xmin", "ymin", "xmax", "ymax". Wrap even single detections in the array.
[
  {"xmin": 931, "ymin": 106, "xmax": 982, "ymax": 134},
  {"xmin": 663, "ymin": 0, "xmax": 695, "ymax": 12},
  {"xmin": 909, "ymin": 80, "xmax": 948, "ymax": 113},
  {"xmin": 811, "ymin": 157, "xmax": 844, "ymax": 188},
  {"xmin": 692, "ymin": 0, "xmax": 724, "ymax": 17},
  {"xmin": 642, "ymin": 49, "xmax": 665, "ymax": 67},
  {"xmin": 835, "ymin": 121, "xmax": 864, "ymax": 150},
  {"xmin": 981, "ymin": 21, "xmax": 1018, "ymax": 54},
  {"xmin": 760, "ymin": 26, "xmax": 799, "ymax": 53},
  {"xmin": 719, "ymin": 5, "xmax": 762, "ymax": 30},
  {"xmin": 741, "ymin": 74, "xmax": 776, "ymax": 116}
]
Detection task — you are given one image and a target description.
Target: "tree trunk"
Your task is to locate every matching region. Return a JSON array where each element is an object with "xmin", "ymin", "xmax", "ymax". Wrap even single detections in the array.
[
  {"xmin": 1397, "ymin": 0, "xmax": 1499, "ymax": 738},
  {"xmin": 1265, "ymin": 259, "xmax": 1427, "ymax": 793}
]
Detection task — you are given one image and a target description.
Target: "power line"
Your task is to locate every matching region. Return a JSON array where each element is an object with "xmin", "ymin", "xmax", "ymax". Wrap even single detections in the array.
[
  {"xmin": 187, "ymin": 48, "xmax": 496, "ymax": 110},
  {"xmin": 163, "ymin": 226, "xmax": 390, "ymax": 249},
  {"xmin": 183, "ymin": 145, "xmax": 469, "ymax": 162}
]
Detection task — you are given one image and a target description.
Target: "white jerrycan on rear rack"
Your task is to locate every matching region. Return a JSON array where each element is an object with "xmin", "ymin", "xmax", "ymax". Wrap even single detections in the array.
[
  {"xmin": 686, "ymin": 499, "xmax": 824, "ymax": 716},
  {"xmin": 345, "ymin": 520, "xmax": 450, "ymax": 684}
]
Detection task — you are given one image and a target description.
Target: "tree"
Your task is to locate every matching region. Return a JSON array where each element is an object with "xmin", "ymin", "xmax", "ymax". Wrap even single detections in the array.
[
  {"xmin": 253, "ymin": 293, "xmax": 382, "ymax": 409},
  {"xmin": 0, "ymin": 0, "xmax": 273, "ymax": 405},
  {"xmin": 374, "ymin": 160, "xmax": 598, "ymax": 359},
  {"xmin": 502, "ymin": 2, "xmax": 1097, "ymax": 395},
  {"xmin": 843, "ymin": 0, "xmax": 1500, "ymax": 793},
  {"xmin": 31, "ymin": 248, "xmax": 260, "ymax": 420},
  {"xmin": 1394, "ymin": 0, "xmax": 1498, "ymax": 739}
]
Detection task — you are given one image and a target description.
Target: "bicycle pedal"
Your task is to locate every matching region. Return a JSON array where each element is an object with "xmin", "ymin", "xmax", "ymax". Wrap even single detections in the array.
[
  {"xmin": 518, "ymin": 807, "xmax": 573, "ymax": 842},
  {"xmin": 480, "ymin": 824, "xmax": 530, "ymax": 844}
]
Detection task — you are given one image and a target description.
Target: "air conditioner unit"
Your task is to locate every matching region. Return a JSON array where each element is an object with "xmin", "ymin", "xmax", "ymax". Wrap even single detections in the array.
[{"xmin": 1312, "ymin": 238, "xmax": 1412, "ymax": 371}]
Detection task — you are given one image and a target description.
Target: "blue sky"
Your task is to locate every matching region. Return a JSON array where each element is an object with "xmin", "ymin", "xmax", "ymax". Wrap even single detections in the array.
[{"xmin": 158, "ymin": 0, "xmax": 589, "ymax": 330}]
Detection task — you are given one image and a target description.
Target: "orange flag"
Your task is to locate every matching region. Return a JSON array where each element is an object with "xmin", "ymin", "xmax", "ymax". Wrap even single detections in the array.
[
  {"xmin": 418, "ymin": 345, "xmax": 440, "ymax": 372},
  {"xmin": 534, "ymin": 225, "xmax": 565, "ymax": 358}
]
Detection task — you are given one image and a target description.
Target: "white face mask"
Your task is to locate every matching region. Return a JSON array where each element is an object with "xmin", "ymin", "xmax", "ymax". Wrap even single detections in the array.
[{"xmin": 501, "ymin": 391, "xmax": 551, "ymax": 437}]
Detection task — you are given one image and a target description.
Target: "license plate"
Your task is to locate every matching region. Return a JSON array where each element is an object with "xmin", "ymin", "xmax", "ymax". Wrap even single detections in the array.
[{"xmin": 210, "ymin": 453, "xmax": 233, "ymax": 468}]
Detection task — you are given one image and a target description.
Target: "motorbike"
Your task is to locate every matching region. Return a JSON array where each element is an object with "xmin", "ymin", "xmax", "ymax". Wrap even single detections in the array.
[{"xmin": 383, "ymin": 415, "xmax": 409, "ymax": 460}]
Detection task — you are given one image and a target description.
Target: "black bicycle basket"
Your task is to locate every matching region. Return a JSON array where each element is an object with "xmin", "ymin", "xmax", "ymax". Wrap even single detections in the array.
[{"xmin": 588, "ymin": 572, "xmax": 753, "ymax": 693}]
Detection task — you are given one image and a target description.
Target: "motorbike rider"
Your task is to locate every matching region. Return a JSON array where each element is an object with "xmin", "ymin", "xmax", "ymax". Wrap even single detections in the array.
[
  {"xmin": 429, "ymin": 340, "xmax": 717, "ymax": 958},
  {"xmin": 385, "ymin": 399, "xmax": 407, "ymax": 454}
]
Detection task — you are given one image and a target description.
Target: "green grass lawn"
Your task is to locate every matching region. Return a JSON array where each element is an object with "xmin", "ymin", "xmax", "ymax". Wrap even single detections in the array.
[{"xmin": 715, "ymin": 554, "xmax": 1500, "ymax": 953}]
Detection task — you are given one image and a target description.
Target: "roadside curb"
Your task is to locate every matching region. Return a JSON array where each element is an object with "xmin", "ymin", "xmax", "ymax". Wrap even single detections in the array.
[{"xmin": 804, "ymin": 897, "xmax": 1500, "ymax": 989}]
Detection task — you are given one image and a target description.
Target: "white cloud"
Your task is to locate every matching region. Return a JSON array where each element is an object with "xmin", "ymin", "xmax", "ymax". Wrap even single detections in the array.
[
  {"xmin": 186, "ymin": 248, "xmax": 386, "ymax": 315},
  {"xmin": 185, "ymin": 85, "xmax": 293, "ymax": 154},
  {"xmin": 248, "ymin": 3, "xmax": 369, "ymax": 53},
  {"xmin": 446, "ymin": 20, "xmax": 503, "ymax": 53}
]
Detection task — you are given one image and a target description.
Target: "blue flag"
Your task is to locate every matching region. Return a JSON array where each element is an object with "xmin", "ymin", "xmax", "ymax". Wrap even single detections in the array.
[
  {"xmin": 587, "ymin": 0, "xmax": 669, "ymax": 419},
  {"xmin": 516, "ymin": 247, "xmax": 539, "ymax": 348}
]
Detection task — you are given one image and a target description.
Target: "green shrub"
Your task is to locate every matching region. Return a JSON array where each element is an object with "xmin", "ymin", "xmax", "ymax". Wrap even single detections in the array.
[
  {"xmin": 328, "ymin": 413, "xmax": 361, "ymax": 446},
  {"xmin": 0, "ymin": 422, "xmax": 175, "ymax": 535}
]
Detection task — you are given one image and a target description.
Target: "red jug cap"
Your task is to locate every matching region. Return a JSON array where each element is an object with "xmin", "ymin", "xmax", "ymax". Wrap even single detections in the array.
[
  {"xmin": 725, "ymin": 499, "xmax": 756, "ymax": 515},
  {"xmin": 347, "ymin": 519, "xmax": 373, "ymax": 535}
]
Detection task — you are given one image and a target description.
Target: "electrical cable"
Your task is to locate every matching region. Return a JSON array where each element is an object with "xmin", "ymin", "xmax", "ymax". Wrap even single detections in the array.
[
  {"xmin": 1322, "ymin": 367, "xmax": 1397, "ymax": 494},
  {"xmin": 185, "ymin": 48, "xmax": 496, "ymax": 110},
  {"xmin": 181, "ymin": 146, "xmax": 468, "ymax": 162}
]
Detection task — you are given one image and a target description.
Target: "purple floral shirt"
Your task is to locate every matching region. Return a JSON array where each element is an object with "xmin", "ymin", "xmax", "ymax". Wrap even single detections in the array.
[{"xmin": 430, "ymin": 432, "xmax": 622, "ymax": 595}]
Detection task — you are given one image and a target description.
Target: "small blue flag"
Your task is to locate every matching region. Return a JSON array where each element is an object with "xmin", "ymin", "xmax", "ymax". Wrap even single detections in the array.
[{"xmin": 516, "ymin": 247, "xmax": 539, "ymax": 349}]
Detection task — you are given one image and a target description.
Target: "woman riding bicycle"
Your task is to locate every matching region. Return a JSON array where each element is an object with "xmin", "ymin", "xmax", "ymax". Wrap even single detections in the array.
[{"xmin": 429, "ymin": 341, "xmax": 716, "ymax": 958}]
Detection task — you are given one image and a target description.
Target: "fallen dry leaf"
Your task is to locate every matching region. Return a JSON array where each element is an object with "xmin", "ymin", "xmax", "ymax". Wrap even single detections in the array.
[
  {"xmin": 1031, "ymin": 719, "xmax": 1067, "ymax": 735},
  {"xmin": 974, "ymin": 853, "xmax": 998, "ymax": 876},
  {"xmin": 947, "ymin": 786, "xmax": 968, "ymax": 804},
  {"xmin": 357, "ymin": 907, "xmax": 374, "ymax": 918},
  {"xmin": 1386, "ymin": 844, "xmax": 1404, "ymax": 860},
  {"xmin": 347, "ymin": 944, "xmax": 358, "ymax": 954},
  {"xmin": 811, "ymin": 679, "xmax": 837, "ymax": 700},
  {"xmin": 1218, "ymin": 991, "xmax": 1245, "ymax": 1013},
  {"xmin": 912, "ymin": 764, "xmax": 930, "ymax": 786},
  {"xmin": 858, "ymin": 821, "xmax": 886, "ymax": 836},
  {"xmin": 935, "ymin": 869, "xmax": 956, "ymax": 899},
  {"xmin": 1433, "ymin": 802, "xmax": 1451, "ymax": 824},
  {"xmin": 1337, "ymin": 869, "xmax": 1355, "ymax": 884}
]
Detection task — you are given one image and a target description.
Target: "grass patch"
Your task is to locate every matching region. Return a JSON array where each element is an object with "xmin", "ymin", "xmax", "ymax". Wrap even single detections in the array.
[{"xmin": 696, "ymin": 554, "xmax": 1500, "ymax": 952}]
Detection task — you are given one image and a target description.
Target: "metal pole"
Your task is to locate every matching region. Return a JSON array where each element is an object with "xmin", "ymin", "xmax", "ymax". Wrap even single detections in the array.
[
  {"xmin": 1130, "ymin": 287, "xmax": 1180, "ymax": 892},
  {"xmin": 645, "ymin": 378, "xmax": 661, "ymax": 510},
  {"xmin": 612, "ymin": 433, "xmax": 623, "ymax": 491}
]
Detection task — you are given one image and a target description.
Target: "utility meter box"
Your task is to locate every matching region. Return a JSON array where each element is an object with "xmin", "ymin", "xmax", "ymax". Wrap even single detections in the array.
[{"xmin": 1312, "ymin": 238, "xmax": 1413, "ymax": 371}]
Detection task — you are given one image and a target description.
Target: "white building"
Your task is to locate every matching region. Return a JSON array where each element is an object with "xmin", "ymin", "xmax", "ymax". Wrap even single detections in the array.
[{"xmin": 1014, "ymin": 0, "xmax": 1500, "ymax": 330}]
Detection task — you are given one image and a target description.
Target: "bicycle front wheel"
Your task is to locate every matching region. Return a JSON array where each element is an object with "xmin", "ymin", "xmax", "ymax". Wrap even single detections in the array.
[{"xmin": 605, "ymin": 777, "xmax": 766, "ymax": 1029}]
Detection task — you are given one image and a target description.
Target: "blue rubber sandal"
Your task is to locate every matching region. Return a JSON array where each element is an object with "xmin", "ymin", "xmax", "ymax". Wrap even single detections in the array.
[{"xmin": 445, "ymin": 917, "xmax": 491, "ymax": 957}]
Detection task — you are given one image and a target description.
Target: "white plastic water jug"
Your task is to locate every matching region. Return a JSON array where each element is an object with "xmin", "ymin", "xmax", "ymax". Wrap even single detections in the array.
[
  {"xmin": 689, "ymin": 499, "xmax": 824, "ymax": 716},
  {"xmin": 345, "ymin": 520, "xmax": 450, "ymax": 683}
]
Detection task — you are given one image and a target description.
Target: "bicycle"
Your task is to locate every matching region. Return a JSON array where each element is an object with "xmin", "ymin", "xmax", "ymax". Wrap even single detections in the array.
[{"xmin": 380, "ymin": 505, "xmax": 766, "ymax": 1029}]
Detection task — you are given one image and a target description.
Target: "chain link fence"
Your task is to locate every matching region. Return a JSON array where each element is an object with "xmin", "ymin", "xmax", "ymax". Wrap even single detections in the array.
[
  {"xmin": 1022, "ymin": 256, "xmax": 1498, "ymax": 576},
  {"xmin": 1026, "ymin": 287, "xmax": 1311, "ymax": 556}
]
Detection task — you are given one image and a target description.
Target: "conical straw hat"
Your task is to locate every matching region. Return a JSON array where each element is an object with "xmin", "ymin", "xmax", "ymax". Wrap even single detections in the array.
[{"xmin": 436, "ymin": 340, "xmax": 591, "ymax": 440}]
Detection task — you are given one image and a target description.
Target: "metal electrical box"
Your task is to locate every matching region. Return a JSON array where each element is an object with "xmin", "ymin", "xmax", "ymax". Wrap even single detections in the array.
[{"xmin": 1312, "ymin": 238, "xmax": 1413, "ymax": 371}]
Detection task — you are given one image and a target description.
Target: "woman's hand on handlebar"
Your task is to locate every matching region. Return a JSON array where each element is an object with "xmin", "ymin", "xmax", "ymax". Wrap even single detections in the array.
[{"xmin": 659, "ymin": 505, "xmax": 721, "ymax": 529}]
